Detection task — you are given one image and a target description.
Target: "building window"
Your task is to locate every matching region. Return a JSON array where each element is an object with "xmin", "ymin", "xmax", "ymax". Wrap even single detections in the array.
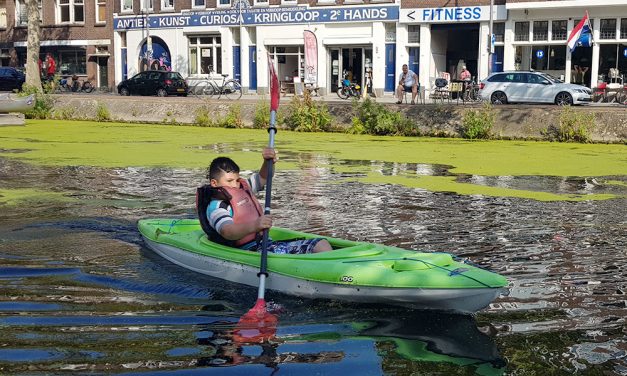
[
  {"xmin": 408, "ymin": 25, "xmax": 420, "ymax": 44},
  {"xmin": 217, "ymin": 0, "xmax": 231, "ymax": 7},
  {"xmin": 600, "ymin": 19, "xmax": 616, "ymax": 40},
  {"xmin": 56, "ymin": 48, "xmax": 87, "ymax": 75},
  {"xmin": 533, "ymin": 21, "xmax": 548, "ymax": 41},
  {"xmin": 515, "ymin": 45, "xmax": 565, "ymax": 75},
  {"xmin": 621, "ymin": 18, "xmax": 627, "ymax": 39},
  {"xmin": 59, "ymin": 0, "xmax": 84, "ymax": 23},
  {"xmin": 551, "ymin": 20, "xmax": 567, "ymax": 40},
  {"xmin": 281, "ymin": 0, "xmax": 297, "ymax": 4},
  {"xmin": 254, "ymin": 0, "xmax": 268, "ymax": 6},
  {"xmin": 16, "ymin": 0, "xmax": 42, "ymax": 26},
  {"xmin": 493, "ymin": 22, "xmax": 505, "ymax": 42},
  {"xmin": 96, "ymin": 0, "xmax": 106, "ymax": 23},
  {"xmin": 189, "ymin": 36, "xmax": 222, "ymax": 75},
  {"xmin": 121, "ymin": 0, "xmax": 132, "ymax": 12},
  {"xmin": 162, "ymin": 0, "xmax": 174, "ymax": 9},
  {"xmin": 515, "ymin": 22, "xmax": 529, "ymax": 42},
  {"xmin": 192, "ymin": 0, "xmax": 205, "ymax": 7}
]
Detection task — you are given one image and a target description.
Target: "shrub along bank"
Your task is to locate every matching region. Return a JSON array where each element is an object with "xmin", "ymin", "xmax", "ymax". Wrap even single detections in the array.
[{"xmin": 39, "ymin": 93, "xmax": 626, "ymax": 143}]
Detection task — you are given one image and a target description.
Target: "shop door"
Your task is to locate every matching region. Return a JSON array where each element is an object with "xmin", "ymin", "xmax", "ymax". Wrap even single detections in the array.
[
  {"xmin": 408, "ymin": 47, "xmax": 419, "ymax": 80},
  {"xmin": 233, "ymin": 47, "xmax": 241, "ymax": 82},
  {"xmin": 249, "ymin": 46, "xmax": 257, "ymax": 91},
  {"xmin": 330, "ymin": 49, "xmax": 341, "ymax": 92},
  {"xmin": 97, "ymin": 57, "xmax": 108, "ymax": 89},
  {"xmin": 385, "ymin": 44, "xmax": 396, "ymax": 92}
]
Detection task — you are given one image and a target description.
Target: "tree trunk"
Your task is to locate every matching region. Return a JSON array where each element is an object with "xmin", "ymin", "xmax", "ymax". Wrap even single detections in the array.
[{"xmin": 24, "ymin": 0, "xmax": 42, "ymax": 90}]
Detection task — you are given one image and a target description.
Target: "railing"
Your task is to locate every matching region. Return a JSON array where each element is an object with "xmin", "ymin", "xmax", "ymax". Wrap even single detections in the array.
[
  {"xmin": 552, "ymin": 31, "xmax": 567, "ymax": 40},
  {"xmin": 533, "ymin": 32, "xmax": 548, "ymax": 41},
  {"xmin": 514, "ymin": 34, "xmax": 529, "ymax": 41},
  {"xmin": 600, "ymin": 30, "xmax": 616, "ymax": 39}
]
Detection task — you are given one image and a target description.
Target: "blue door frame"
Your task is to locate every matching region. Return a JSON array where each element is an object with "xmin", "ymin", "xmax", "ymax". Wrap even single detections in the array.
[
  {"xmin": 233, "ymin": 46, "xmax": 241, "ymax": 82},
  {"xmin": 385, "ymin": 44, "xmax": 396, "ymax": 92},
  {"xmin": 249, "ymin": 46, "xmax": 257, "ymax": 91}
]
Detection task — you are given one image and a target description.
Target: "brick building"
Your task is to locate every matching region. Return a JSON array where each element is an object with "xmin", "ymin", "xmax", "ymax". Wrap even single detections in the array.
[{"xmin": 0, "ymin": 0, "xmax": 114, "ymax": 89}]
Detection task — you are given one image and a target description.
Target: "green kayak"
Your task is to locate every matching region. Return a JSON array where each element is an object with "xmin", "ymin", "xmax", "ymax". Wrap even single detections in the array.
[{"xmin": 138, "ymin": 218, "xmax": 509, "ymax": 313}]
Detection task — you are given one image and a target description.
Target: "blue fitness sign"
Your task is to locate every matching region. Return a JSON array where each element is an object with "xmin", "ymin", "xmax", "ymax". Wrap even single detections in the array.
[{"xmin": 114, "ymin": 5, "xmax": 399, "ymax": 29}]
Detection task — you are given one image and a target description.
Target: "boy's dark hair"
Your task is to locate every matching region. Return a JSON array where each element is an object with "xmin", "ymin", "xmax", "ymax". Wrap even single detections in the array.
[{"xmin": 207, "ymin": 157, "xmax": 240, "ymax": 180}]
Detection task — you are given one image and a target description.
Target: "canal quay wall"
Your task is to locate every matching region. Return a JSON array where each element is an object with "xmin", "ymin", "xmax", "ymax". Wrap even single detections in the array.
[{"xmin": 50, "ymin": 95, "xmax": 626, "ymax": 143}]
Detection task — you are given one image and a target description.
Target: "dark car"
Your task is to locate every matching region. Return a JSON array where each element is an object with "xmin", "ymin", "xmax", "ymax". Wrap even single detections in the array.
[
  {"xmin": 117, "ymin": 70, "xmax": 188, "ymax": 97},
  {"xmin": 0, "ymin": 67, "xmax": 26, "ymax": 92}
]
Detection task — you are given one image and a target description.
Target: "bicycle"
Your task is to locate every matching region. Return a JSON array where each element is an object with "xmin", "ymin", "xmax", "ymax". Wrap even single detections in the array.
[
  {"xmin": 462, "ymin": 80, "xmax": 480, "ymax": 102},
  {"xmin": 54, "ymin": 75, "xmax": 94, "ymax": 94},
  {"xmin": 193, "ymin": 73, "xmax": 242, "ymax": 100}
]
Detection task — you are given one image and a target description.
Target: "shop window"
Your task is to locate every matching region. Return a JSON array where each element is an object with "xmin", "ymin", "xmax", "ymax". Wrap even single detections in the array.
[
  {"xmin": 189, "ymin": 36, "xmax": 222, "ymax": 75},
  {"xmin": 59, "ymin": 0, "xmax": 84, "ymax": 23},
  {"xmin": 162, "ymin": 0, "xmax": 174, "ymax": 9},
  {"xmin": 96, "ymin": 0, "xmax": 106, "ymax": 23},
  {"xmin": 551, "ymin": 20, "xmax": 567, "ymax": 40},
  {"xmin": 530, "ymin": 45, "xmax": 565, "ymax": 74},
  {"xmin": 533, "ymin": 21, "xmax": 548, "ymax": 41},
  {"xmin": 16, "ymin": 0, "xmax": 42, "ymax": 26},
  {"xmin": 57, "ymin": 49, "xmax": 87, "ymax": 75},
  {"xmin": 600, "ymin": 19, "xmax": 616, "ymax": 40},
  {"xmin": 121, "ymin": 0, "xmax": 132, "ymax": 12},
  {"xmin": 493, "ymin": 22, "xmax": 505, "ymax": 43},
  {"xmin": 408, "ymin": 25, "xmax": 420, "ymax": 44},
  {"xmin": 515, "ymin": 22, "xmax": 529, "ymax": 42},
  {"xmin": 622, "ymin": 18, "xmax": 627, "ymax": 39},
  {"xmin": 192, "ymin": 0, "xmax": 205, "ymax": 7},
  {"xmin": 599, "ymin": 44, "xmax": 627, "ymax": 84}
]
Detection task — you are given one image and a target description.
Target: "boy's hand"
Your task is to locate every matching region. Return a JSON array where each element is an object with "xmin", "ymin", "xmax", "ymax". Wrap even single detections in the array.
[
  {"xmin": 255, "ymin": 215, "xmax": 273, "ymax": 231},
  {"xmin": 262, "ymin": 147, "xmax": 277, "ymax": 162}
]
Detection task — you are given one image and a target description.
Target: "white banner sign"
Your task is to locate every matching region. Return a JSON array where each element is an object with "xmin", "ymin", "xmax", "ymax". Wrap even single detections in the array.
[{"xmin": 400, "ymin": 5, "xmax": 507, "ymax": 24}]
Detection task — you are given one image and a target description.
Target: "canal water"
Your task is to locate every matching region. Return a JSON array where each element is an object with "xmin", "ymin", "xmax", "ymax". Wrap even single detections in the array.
[{"xmin": 1, "ymin": 122, "xmax": 626, "ymax": 375}]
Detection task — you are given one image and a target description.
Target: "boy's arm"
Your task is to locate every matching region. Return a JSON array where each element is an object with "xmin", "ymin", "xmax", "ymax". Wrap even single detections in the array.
[
  {"xmin": 258, "ymin": 147, "xmax": 276, "ymax": 187},
  {"xmin": 219, "ymin": 216, "xmax": 272, "ymax": 241}
]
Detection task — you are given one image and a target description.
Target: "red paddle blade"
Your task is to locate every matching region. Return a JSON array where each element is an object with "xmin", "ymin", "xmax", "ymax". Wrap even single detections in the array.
[
  {"xmin": 233, "ymin": 299, "xmax": 278, "ymax": 344},
  {"xmin": 268, "ymin": 53, "xmax": 280, "ymax": 112}
]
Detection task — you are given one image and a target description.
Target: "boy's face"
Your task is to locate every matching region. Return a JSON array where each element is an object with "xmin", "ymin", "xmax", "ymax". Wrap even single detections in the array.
[{"xmin": 210, "ymin": 171, "xmax": 240, "ymax": 188}]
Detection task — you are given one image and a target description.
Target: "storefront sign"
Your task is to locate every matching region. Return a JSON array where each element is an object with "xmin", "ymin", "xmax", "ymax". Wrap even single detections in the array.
[
  {"xmin": 400, "ymin": 5, "xmax": 507, "ymax": 23},
  {"xmin": 114, "ymin": 5, "xmax": 399, "ymax": 30},
  {"xmin": 536, "ymin": 50, "xmax": 544, "ymax": 59}
]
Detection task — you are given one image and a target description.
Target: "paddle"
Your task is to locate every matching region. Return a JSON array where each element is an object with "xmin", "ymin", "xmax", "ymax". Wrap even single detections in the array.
[{"xmin": 234, "ymin": 53, "xmax": 281, "ymax": 344}]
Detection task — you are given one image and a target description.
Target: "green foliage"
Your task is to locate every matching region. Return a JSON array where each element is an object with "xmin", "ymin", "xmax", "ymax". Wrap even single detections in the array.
[
  {"xmin": 53, "ymin": 106, "xmax": 77, "ymax": 120},
  {"xmin": 543, "ymin": 106, "xmax": 596, "ymax": 143},
  {"xmin": 460, "ymin": 102, "xmax": 495, "ymax": 139},
  {"xmin": 19, "ymin": 85, "xmax": 54, "ymax": 119},
  {"xmin": 95, "ymin": 102, "xmax": 112, "ymax": 122},
  {"xmin": 217, "ymin": 104, "xmax": 244, "ymax": 128},
  {"xmin": 349, "ymin": 98, "xmax": 416, "ymax": 136},
  {"xmin": 284, "ymin": 91, "xmax": 332, "ymax": 132},
  {"xmin": 194, "ymin": 106, "xmax": 214, "ymax": 127}
]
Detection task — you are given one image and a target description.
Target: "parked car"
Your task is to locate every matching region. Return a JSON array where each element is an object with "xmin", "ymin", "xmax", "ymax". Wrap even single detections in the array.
[
  {"xmin": 117, "ymin": 70, "xmax": 188, "ymax": 97},
  {"xmin": 0, "ymin": 67, "xmax": 26, "ymax": 92},
  {"xmin": 478, "ymin": 71, "xmax": 592, "ymax": 105}
]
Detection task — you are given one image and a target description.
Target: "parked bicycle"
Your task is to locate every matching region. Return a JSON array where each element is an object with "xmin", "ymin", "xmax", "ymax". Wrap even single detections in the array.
[
  {"xmin": 192, "ymin": 73, "xmax": 242, "ymax": 100},
  {"xmin": 336, "ymin": 70, "xmax": 361, "ymax": 100},
  {"xmin": 462, "ymin": 80, "xmax": 480, "ymax": 102},
  {"xmin": 55, "ymin": 75, "xmax": 94, "ymax": 93}
]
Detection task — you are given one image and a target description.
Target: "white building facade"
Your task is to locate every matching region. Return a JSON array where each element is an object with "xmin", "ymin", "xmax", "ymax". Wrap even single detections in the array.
[{"xmin": 112, "ymin": 0, "xmax": 627, "ymax": 95}]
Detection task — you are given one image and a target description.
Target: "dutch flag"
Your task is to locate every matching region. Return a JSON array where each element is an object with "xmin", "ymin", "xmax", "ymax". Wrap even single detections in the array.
[{"xmin": 567, "ymin": 11, "xmax": 593, "ymax": 52}]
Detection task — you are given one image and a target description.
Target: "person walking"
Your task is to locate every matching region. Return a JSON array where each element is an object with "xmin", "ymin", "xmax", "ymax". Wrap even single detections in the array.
[{"xmin": 45, "ymin": 53, "xmax": 56, "ymax": 82}]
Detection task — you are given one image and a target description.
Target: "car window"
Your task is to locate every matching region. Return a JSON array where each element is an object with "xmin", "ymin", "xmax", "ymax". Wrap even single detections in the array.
[
  {"xmin": 166, "ymin": 72, "xmax": 183, "ymax": 80},
  {"xmin": 148, "ymin": 72, "xmax": 161, "ymax": 80},
  {"xmin": 526, "ymin": 74, "xmax": 543, "ymax": 84},
  {"xmin": 488, "ymin": 74, "xmax": 506, "ymax": 82},
  {"xmin": 131, "ymin": 73, "xmax": 145, "ymax": 81}
]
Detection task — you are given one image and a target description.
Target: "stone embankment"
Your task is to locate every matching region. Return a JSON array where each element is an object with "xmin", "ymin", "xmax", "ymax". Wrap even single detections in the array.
[{"xmin": 49, "ymin": 94, "xmax": 626, "ymax": 143}]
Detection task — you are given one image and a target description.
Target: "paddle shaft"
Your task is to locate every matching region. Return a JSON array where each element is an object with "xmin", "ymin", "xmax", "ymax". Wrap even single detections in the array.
[{"xmin": 257, "ymin": 110, "xmax": 277, "ymax": 300}]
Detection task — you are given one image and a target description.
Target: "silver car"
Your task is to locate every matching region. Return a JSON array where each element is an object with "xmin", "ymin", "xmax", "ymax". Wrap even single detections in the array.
[{"xmin": 478, "ymin": 71, "xmax": 592, "ymax": 105}]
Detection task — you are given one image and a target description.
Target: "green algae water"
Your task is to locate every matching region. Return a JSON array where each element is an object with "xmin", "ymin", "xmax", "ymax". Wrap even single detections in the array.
[{"xmin": 1, "ymin": 120, "xmax": 626, "ymax": 375}]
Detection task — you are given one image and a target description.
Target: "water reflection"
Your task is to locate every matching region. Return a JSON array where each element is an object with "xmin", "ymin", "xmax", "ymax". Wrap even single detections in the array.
[{"xmin": 1, "ymin": 151, "xmax": 626, "ymax": 374}]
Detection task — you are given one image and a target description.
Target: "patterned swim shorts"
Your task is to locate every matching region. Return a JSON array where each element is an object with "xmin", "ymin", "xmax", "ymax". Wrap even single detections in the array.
[{"xmin": 265, "ymin": 238, "xmax": 323, "ymax": 254}]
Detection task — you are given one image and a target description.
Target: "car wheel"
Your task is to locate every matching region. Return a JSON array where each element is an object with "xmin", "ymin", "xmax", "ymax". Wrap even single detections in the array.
[
  {"xmin": 119, "ymin": 87, "xmax": 130, "ymax": 96},
  {"xmin": 156, "ymin": 88, "xmax": 167, "ymax": 97},
  {"xmin": 490, "ymin": 91, "xmax": 508, "ymax": 104},
  {"xmin": 555, "ymin": 92, "xmax": 573, "ymax": 106}
]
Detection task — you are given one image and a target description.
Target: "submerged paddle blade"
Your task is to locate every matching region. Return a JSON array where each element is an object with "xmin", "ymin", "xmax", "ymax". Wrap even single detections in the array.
[{"xmin": 234, "ymin": 298, "xmax": 278, "ymax": 344}]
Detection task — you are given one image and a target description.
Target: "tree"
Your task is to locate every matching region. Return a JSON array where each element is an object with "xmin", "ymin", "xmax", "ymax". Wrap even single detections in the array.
[{"xmin": 24, "ymin": 0, "xmax": 42, "ymax": 90}]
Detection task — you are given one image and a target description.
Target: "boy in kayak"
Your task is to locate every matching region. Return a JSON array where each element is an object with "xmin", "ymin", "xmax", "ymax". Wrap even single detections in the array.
[{"xmin": 197, "ymin": 148, "xmax": 333, "ymax": 254}]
